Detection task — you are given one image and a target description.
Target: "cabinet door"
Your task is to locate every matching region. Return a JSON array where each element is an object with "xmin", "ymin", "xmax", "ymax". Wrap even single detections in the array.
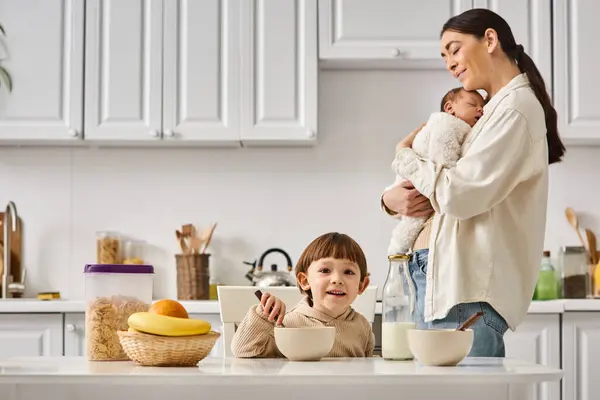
[
  {"xmin": 0, "ymin": 314, "xmax": 63, "ymax": 359},
  {"xmin": 64, "ymin": 313, "xmax": 85, "ymax": 357},
  {"xmin": 473, "ymin": 0, "xmax": 552, "ymax": 96},
  {"xmin": 318, "ymin": 0, "xmax": 472, "ymax": 62},
  {"xmin": 162, "ymin": 0, "xmax": 240, "ymax": 144},
  {"xmin": 504, "ymin": 313, "xmax": 561, "ymax": 400},
  {"xmin": 189, "ymin": 313, "xmax": 223, "ymax": 358},
  {"xmin": 84, "ymin": 0, "xmax": 163, "ymax": 141},
  {"xmin": 562, "ymin": 312, "xmax": 600, "ymax": 400},
  {"xmin": 240, "ymin": 0, "xmax": 317, "ymax": 145},
  {"xmin": 553, "ymin": 0, "xmax": 600, "ymax": 144},
  {"xmin": 0, "ymin": 0, "xmax": 84, "ymax": 141}
]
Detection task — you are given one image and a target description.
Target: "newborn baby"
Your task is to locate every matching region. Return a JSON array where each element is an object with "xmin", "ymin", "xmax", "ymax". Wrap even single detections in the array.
[{"xmin": 387, "ymin": 87, "xmax": 485, "ymax": 255}]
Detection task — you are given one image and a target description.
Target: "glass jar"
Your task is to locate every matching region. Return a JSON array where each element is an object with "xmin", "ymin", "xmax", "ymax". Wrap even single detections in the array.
[
  {"xmin": 84, "ymin": 264, "xmax": 154, "ymax": 361},
  {"xmin": 381, "ymin": 254, "xmax": 416, "ymax": 360},
  {"xmin": 559, "ymin": 246, "xmax": 589, "ymax": 299},
  {"xmin": 96, "ymin": 231, "xmax": 121, "ymax": 264},
  {"xmin": 122, "ymin": 239, "xmax": 146, "ymax": 265},
  {"xmin": 534, "ymin": 251, "xmax": 559, "ymax": 300}
]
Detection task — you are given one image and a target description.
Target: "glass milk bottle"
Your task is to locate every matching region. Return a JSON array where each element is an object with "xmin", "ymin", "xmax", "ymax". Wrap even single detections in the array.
[{"xmin": 381, "ymin": 254, "xmax": 416, "ymax": 360}]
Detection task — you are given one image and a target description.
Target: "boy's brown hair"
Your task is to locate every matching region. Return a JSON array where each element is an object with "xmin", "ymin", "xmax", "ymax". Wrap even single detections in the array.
[{"xmin": 295, "ymin": 232, "xmax": 369, "ymax": 296}]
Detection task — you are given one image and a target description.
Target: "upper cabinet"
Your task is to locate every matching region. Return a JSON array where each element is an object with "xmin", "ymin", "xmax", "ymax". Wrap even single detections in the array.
[
  {"xmin": 240, "ymin": 0, "xmax": 317, "ymax": 145},
  {"xmin": 84, "ymin": 0, "xmax": 316, "ymax": 146},
  {"xmin": 553, "ymin": 0, "xmax": 600, "ymax": 144},
  {"xmin": 84, "ymin": 0, "xmax": 163, "ymax": 142},
  {"xmin": 0, "ymin": 0, "xmax": 84, "ymax": 142},
  {"xmin": 162, "ymin": 0, "xmax": 240, "ymax": 144},
  {"xmin": 318, "ymin": 0, "xmax": 473, "ymax": 67},
  {"xmin": 473, "ymin": 0, "xmax": 552, "ymax": 96}
]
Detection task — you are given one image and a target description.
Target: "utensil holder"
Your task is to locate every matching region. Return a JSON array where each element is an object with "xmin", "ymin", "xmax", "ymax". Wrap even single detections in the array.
[{"xmin": 176, "ymin": 253, "xmax": 210, "ymax": 300}]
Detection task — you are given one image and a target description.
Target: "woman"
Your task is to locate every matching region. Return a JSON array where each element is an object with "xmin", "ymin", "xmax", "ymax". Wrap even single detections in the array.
[{"xmin": 381, "ymin": 9, "xmax": 565, "ymax": 357}]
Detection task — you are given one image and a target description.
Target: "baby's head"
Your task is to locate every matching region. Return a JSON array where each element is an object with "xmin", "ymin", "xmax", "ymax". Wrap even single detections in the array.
[
  {"xmin": 440, "ymin": 87, "xmax": 485, "ymax": 127},
  {"xmin": 295, "ymin": 232, "xmax": 370, "ymax": 317}
]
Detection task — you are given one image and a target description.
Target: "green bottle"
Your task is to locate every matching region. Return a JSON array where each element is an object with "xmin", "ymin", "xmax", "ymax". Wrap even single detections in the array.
[{"xmin": 535, "ymin": 251, "xmax": 559, "ymax": 301}]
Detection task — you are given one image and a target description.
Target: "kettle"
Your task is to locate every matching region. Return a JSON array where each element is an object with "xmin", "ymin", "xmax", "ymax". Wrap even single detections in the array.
[{"xmin": 244, "ymin": 248, "xmax": 296, "ymax": 288}]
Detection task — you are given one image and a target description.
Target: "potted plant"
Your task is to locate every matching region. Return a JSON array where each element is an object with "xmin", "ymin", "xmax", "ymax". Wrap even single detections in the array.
[{"xmin": 0, "ymin": 23, "xmax": 13, "ymax": 92}]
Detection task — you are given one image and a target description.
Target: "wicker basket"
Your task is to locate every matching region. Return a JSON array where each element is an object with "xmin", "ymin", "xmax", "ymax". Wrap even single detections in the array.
[
  {"xmin": 117, "ymin": 330, "xmax": 220, "ymax": 367},
  {"xmin": 176, "ymin": 253, "xmax": 210, "ymax": 300}
]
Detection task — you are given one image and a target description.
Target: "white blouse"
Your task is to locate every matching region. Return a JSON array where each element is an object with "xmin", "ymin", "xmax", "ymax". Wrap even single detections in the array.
[{"xmin": 391, "ymin": 73, "xmax": 549, "ymax": 330}]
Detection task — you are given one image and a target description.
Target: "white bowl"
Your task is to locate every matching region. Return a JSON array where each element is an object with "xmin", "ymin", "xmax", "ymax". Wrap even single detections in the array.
[
  {"xmin": 274, "ymin": 326, "xmax": 336, "ymax": 361},
  {"xmin": 407, "ymin": 328, "xmax": 473, "ymax": 366}
]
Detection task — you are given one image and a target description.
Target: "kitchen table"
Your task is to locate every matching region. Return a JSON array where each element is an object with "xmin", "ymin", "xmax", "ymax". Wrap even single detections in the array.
[{"xmin": 0, "ymin": 356, "xmax": 562, "ymax": 400}]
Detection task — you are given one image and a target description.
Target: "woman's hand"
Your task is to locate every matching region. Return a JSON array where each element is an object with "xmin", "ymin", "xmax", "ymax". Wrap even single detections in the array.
[
  {"xmin": 259, "ymin": 292, "xmax": 286, "ymax": 326},
  {"xmin": 383, "ymin": 180, "xmax": 433, "ymax": 217},
  {"xmin": 396, "ymin": 122, "xmax": 426, "ymax": 153}
]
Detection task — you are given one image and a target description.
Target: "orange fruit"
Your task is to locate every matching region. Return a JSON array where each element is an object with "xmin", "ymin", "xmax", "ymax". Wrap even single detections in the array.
[{"xmin": 149, "ymin": 299, "xmax": 189, "ymax": 319}]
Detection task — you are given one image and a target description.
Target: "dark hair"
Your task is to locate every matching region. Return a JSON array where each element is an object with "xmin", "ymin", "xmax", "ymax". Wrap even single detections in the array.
[
  {"xmin": 295, "ymin": 232, "xmax": 368, "ymax": 297},
  {"xmin": 441, "ymin": 9, "xmax": 565, "ymax": 164},
  {"xmin": 439, "ymin": 87, "xmax": 484, "ymax": 112},
  {"xmin": 440, "ymin": 87, "xmax": 463, "ymax": 112}
]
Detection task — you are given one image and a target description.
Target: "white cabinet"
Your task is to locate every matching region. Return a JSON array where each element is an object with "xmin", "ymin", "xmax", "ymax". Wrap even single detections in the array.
[
  {"xmin": 0, "ymin": 314, "xmax": 63, "ymax": 359},
  {"xmin": 318, "ymin": 0, "xmax": 472, "ymax": 65},
  {"xmin": 240, "ymin": 0, "xmax": 317, "ymax": 145},
  {"xmin": 504, "ymin": 313, "xmax": 561, "ymax": 400},
  {"xmin": 84, "ymin": 0, "xmax": 316, "ymax": 146},
  {"xmin": 562, "ymin": 312, "xmax": 600, "ymax": 400},
  {"xmin": 162, "ymin": 0, "xmax": 240, "ymax": 144},
  {"xmin": 0, "ymin": 0, "xmax": 84, "ymax": 142},
  {"xmin": 63, "ymin": 313, "xmax": 85, "ymax": 357},
  {"xmin": 84, "ymin": 0, "xmax": 163, "ymax": 142},
  {"xmin": 553, "ymin": 0, "xmax": 600, "ymax": 144},
  {"xmin": 474, "ymin": 0, "xmax": 552, "ymax": 96}
]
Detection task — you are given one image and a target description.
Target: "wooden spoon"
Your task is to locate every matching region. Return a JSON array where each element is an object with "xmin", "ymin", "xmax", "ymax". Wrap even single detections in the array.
[
  {"xmin": 565, "ymin": 207, "xmax": 588, "ymax": 251},
  {"xmin": 585, "ymin": 229, "xmax": 597, "ymax": 264},
  {"xmin": 457, "ymin": 312, "xmax": 483, "ymax": 331}
]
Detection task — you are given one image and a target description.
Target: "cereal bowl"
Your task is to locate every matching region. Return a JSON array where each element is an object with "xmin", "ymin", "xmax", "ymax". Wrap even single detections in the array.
[{"xmin": 274, "ymin": 326, "xmax": 336, "ymax": 361}]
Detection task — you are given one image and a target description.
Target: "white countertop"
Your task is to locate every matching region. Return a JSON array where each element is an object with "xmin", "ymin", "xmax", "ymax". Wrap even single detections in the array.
[
  {"xmin": 0, "ymin": 356, "xmax": 562, "ymax": 385},
  {"xmin": 0, "ymin": 298, "xmax": 596, "ymax": 314}
]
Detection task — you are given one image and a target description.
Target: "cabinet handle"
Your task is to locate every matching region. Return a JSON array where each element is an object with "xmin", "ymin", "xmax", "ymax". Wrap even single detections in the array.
[
  {"xmin": 66, "ymin": 324, "xmax": 76, "ymax": 332},
  {"xmin": 149, "ymin": 130, "xmax": 159, "ymax": 138},
  {"xmin": 306, "ymin": 130, "xmax": 316, "ymax": 139},
  {"xmin": 68, "ymin": 129, "xmax": 78, "ymax": 138},
  {"xmin": 391, "ymin": 48, "xmax": 401, "ymax": 57},
  {"xmin": 164, "ymin": 130, "xmax": 174, "ymax": 138}
]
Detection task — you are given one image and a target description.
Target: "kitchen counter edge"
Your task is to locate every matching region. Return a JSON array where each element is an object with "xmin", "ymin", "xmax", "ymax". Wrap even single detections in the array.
[{"xmin": 0, "ymin": 298, "xmax": 593, "ymax": 314}]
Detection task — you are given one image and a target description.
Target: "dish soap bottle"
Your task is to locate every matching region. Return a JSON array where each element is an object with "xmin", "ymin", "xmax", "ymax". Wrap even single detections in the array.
[{"xmin": 534, "ymin": 251, "xmax": 559, "ymax": 300}]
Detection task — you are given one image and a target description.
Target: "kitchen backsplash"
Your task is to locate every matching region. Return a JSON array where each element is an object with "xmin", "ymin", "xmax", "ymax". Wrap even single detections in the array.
[{"xmin": 0, "ymin": 70, "xmax": 597, "ymax": 299}]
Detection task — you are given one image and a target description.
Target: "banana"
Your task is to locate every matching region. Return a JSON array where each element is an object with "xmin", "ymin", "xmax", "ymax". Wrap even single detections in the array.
[{"xmin": 128, "ymin": 312, "xmax": 211, "ymax": 336}]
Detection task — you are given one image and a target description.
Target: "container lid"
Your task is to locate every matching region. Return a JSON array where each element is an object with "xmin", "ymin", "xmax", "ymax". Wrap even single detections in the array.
[{"xmin": 84, "ymin": 264, "xmax": 154, "ymax": 274}]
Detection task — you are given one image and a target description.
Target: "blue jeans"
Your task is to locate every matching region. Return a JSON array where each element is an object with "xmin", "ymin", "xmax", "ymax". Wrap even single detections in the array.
[{"xmin": 406, "ymin": 249, "xmax": 508, "ymax": 357}]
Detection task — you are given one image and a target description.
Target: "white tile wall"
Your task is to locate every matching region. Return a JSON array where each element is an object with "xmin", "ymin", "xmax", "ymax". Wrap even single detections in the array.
[{"xmin": 0, "ymin": 70, "xmax": 597, "ymax": 299}]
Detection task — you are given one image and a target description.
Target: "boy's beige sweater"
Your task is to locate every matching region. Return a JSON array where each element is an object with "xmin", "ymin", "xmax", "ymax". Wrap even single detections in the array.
[{"xmin": 231, "ymin": 296, "xmax": 375, "ymax": 358}]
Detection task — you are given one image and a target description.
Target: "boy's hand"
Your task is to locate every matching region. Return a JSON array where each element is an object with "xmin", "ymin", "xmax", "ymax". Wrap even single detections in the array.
[{"xmin": 260, "ymin": 292, "xmax": 286, "ymax": 326}]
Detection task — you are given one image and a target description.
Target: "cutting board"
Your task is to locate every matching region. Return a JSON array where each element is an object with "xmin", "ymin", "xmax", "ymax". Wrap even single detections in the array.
[{"xmin": 0, "ymin": 213, "xmax": 23, "ymax": 287}]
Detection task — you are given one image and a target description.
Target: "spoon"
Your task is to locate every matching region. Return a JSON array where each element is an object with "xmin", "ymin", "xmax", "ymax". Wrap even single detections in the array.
[
  {"xmin": 254, "ymin": 290, "xmax": 284, "ymax": 327},
  {"xmin": 565, "ymin": 207, "xmax": 588, "ymax": 251},
  {"xmin": 457, "ymin": 311, "xmax": 483, "ymax": 331},
  {"xmin": 585, "ymin": 228, "xmax": 597, "ymax": 265}
]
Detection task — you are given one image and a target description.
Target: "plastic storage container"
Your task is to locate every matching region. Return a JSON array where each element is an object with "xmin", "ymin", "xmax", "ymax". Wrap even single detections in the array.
[
  {"xmin": 96, "ymin": 231, "xmax": 122, "ymax": 264},
  {"xmin": 84, "ymin": 264, "xmax": 154, "ymax": 361},
  {"xmin": 122, "ymin": 239, "xmax": 146, "ymax": 264}
]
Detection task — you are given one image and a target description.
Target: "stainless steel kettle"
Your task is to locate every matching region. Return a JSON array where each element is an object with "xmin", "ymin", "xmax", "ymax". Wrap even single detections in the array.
[{"xmin": 244, "ymin": 248, "xmax": 296, "ymax": 288}]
